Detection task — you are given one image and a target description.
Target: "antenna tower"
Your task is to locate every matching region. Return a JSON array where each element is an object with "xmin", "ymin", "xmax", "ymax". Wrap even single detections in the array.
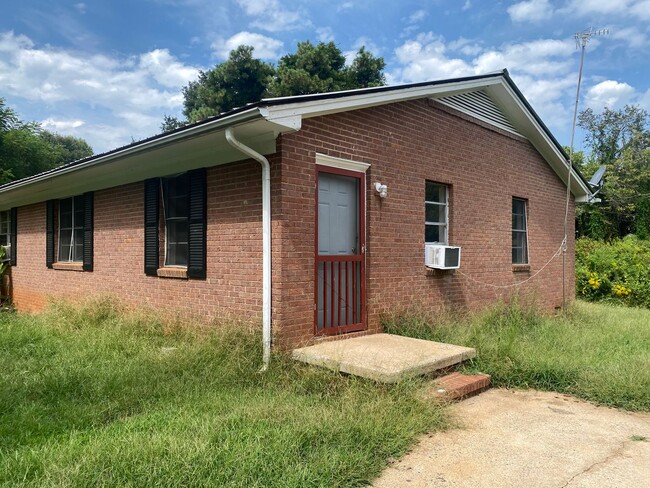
[{"xmin": 563, "ymin": 27, "xmax": 608, "ymax": 311}]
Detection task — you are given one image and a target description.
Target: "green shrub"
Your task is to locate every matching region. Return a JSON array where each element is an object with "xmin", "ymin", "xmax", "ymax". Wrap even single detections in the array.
[{"xmin": 576, "ymin": 236, "xmax": 650, "ymax": 308}]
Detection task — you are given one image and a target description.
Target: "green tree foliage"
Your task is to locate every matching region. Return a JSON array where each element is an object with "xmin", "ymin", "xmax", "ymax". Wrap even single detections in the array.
[
  {"xmin": 40, "ymin": 131, "xmax": 93, "ymax": 163},
  {"xmin": 160, "ymin": 114, "xmax": 185, "ymax": 132},
  {"xmin": 0, "ymin": 97, "xmax": 93, "ymax": 184},
  {"xmin": 575, "ymin": 105, "xmax": 650, "ymax": 238},
  {"xmin": 171, "ymin": 42, "xmax": 386, "ymax": 127},
  {"xmin": 182, "ymin": 46, "xmax": 275, "ymax": 123}
]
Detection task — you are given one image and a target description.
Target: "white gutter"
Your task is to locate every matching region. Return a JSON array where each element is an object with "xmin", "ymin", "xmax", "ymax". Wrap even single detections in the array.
[
  {"xmin": 225, "ymin": 127, "xmax": 272, "ymax": 371},
  {"xmin": 0, "ymin": 107, "xmax": 261, "ymax": 195}
]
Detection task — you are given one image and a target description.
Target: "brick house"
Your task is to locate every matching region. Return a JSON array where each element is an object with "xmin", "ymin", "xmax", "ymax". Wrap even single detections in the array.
[{"xmin": 0, "ymin": 70, "xmax": 593, "ymax": 357}]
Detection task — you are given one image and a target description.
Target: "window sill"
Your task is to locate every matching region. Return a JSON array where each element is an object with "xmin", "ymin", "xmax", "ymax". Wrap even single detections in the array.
[
  {"xmin": 157, "ymin": 267, "xmax": 188, "ymax": 279},
  {"xmin": 512, "ymin": 264, "xmax": 531, "ymax": 273},
  {"xmin": 52, "ymin": 262, "xmax": 84, "ymax": 272}
]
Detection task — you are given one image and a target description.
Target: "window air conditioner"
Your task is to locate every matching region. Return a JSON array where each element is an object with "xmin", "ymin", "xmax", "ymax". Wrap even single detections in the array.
[{"xmin": 425, "ymin": 244, "xmax": 461, "ymax": 269}]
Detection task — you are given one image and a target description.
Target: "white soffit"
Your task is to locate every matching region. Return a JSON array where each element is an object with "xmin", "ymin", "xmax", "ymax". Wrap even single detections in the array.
[
  {"xmin": 316, "ymin": 153, "xmax": 370, "ymax": 173},
  {"xmin": 436, "ymin": 89, "xmax": 524, "ymax": 137}
]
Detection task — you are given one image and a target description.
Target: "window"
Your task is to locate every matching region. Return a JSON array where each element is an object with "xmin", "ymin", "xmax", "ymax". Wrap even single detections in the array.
[
  {"xmin": 512, "ymin": 198, "xmax": 528, "ymax": 264},
  {"xmin": 58, "ymin": 196, "xmax": 85, "ymax": 262},
  {"xmin": 425, "ymin": 181, "xmax": 448, "ymax": 244},
  {"xmin": 144, "ymin": 168, "xmax": 206, "ymax": 279},
  {"xmin": 162, "ymin": 174, "xmax": 189, "ymax": 267},
  {"xmin": 0, "ymin": 210, "xmax": 11, "ymax": 261},
  {"xmin": 46, "ymin": 193, "xmax": 93, "ymax": 271}
]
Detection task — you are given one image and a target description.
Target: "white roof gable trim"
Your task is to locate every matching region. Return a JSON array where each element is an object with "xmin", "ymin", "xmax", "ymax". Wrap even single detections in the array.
[{"xmin": 261, "ymin": 75, "xmax": 591, "ymax": 202}]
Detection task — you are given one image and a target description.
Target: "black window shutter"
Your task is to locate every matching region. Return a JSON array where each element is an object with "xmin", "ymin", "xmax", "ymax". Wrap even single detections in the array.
[
  {"xmin": 187, "ymin": 168, "xmax": 207, "ymax": 279},
  {"xmin": 82, "ymin": 192, "xmax": 94, "ymax": 271},
  {"xmin": 144, "ymin": 179, "xmax": 160, "ymax": 276},
  {"xmin": 46, "ymin": 200, "xmax": 55, "ymax": 268},
  {"xmin": 9, "ymin": 207, "xmax": 17, "ymax": 266}
]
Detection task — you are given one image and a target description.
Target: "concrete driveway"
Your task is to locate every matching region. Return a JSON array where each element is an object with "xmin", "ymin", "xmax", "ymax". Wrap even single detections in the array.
[{"xmin": 374, "ymin": 388, "xmax": 650, "ymax": 488}]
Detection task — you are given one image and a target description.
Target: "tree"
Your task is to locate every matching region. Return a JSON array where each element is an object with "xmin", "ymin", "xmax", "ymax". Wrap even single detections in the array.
[
  {"xmin": 165, "ymin": 41, "xmax": 386, "ymax": 131},
  {"xmin": 40, "ymin": 131, "xmax": 93, "ymax": 163},
  {"xmin": 345, "ymin": 46, "xmax": 386, "ymax": 88},
  {"xmin": 269, "ymin": 42, "xmax": 385, "ymax": 96},
  {"xmin": 576, "ymin": 105, "xmax": 650, "ymax": 239},
  {"xmin": 182, "ymin": 46, "xmax": 274, "ymax": 123},
  {"xmin": 0, "ymin": 97, "xmax": 94, "ymax": 184},
  {"xmin": 160, "ymin": 114, "xmax": 185, "ymax": 132}
]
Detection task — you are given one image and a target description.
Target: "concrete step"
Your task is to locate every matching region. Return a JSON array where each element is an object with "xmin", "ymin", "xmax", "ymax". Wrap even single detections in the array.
[
  {"xmin": 292, "ymin": 333, "xmax": 476, "ymax": 383},
  {"xmin": 430, "ymin": 372, "xmax": 491, "ymax": 401}
]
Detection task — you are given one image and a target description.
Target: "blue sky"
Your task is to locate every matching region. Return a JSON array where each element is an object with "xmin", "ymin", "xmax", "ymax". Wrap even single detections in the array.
[{"xmin": 1, "ymin": 0, "xmax": 648, "ymax": 153}]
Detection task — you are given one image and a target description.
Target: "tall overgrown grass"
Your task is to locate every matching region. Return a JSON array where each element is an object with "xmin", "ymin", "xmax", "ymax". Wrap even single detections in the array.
[
  {"xmin": 0, "ymin": 296, "xmax": 447, "ymax": 487},
  {"xmin": 383, "ymin": 299, "xmax": 650, "ymax": 411}
]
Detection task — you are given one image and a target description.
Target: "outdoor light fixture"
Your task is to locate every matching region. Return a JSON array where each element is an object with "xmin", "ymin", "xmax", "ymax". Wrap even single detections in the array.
[{"xmin": 374, "ymin": 182, "xmax": 388, "ymax": 198}]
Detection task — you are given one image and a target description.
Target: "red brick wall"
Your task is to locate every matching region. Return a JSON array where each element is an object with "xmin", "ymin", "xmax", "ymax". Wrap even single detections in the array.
[
  {"xmin": 11, "ymin": 161, "xmax": 269, "ymax": 320},
  {"xmin": 273, "ymin": 99, "xmax": 575, "ymax": 347},
  {"xmin": 10, "ymin": 98, "xmax": 576, "ymax": 350}
]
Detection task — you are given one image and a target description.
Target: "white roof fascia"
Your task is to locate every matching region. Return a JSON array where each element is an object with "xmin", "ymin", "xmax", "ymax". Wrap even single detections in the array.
[
  {"xmin": 0, "ymin": 107, "xmax": 263, "ymax": 196},
  {"xmin": 262, "ymin": 77, "xmax": 501, "ymax": 121},
  {"xmin": 487, "ymin": 80, "xmax": 592, "ymax": 200}
]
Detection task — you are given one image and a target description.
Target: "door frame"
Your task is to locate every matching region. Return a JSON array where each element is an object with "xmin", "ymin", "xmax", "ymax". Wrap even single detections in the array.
[{"xmin": 314, "ymin": 163, "xmax": 366, "ymax": 336}]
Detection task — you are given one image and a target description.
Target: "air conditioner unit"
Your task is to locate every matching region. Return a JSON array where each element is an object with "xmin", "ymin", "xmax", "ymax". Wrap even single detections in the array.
[{"xmin": 425, "ymin": 244, "xmax": 461, "ymax": 269}]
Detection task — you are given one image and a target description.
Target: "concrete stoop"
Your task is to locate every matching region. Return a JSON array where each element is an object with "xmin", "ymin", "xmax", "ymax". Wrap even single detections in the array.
[
  {"xmin": 292, "ymin": 333, "xmax": 476, "ymax": 383},
  {"xmin": 430, "ymin": 372, "xmax": 492, "ymax": 401}
]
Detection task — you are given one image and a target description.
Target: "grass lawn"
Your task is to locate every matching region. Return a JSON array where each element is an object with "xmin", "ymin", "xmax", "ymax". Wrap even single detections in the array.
[
  {"xmin": 3, "ymin": 298, "xmax": 648, "ymax": 486},
  {"xmin": 384, "ymin": 300, "xmax": 650, "ymax": 412},
  {"xmin": 0, "ymin": 299, "xmax": 446, "ymax": 487}
]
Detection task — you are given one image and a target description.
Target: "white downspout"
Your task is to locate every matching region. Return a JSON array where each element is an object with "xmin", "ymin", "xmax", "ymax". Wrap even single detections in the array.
[{"xmin": 225, "ymin": 127, "xmax": 272, "ymax": 371}]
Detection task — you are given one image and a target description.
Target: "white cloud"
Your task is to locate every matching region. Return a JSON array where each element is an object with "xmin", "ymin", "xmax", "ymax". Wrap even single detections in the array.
[
  {"xmin": 610, "ymin": 26, "xmax": 648, "ymax": 48},
  {"xmin": 562, "ymin": 0, "xmax": 650, "ymax": 20},
  {"xmin": 473, "ymin": 39, "xmax": 574, "ymax": 76},
  {"xmin": 462, "ymin": 1, "xmax": 472, "ymax": 11},
  {"xmin": 139, "ymin": 49, "xmax": 200, "ymax": 88},
  {"xmin": 235, "ymin": 0, "xmax": 307, "ymax": 32},
  {"xmin": 630, "ymin": 0, "xmax": 650, "ymax": 20},
  {"xmin": 507, "ymin": 0, "xmax": 553, "ymax": 22},
  {"xmin": 448, "ymin": 38, "xmax": 482, "ymax": 56},
  {"xmin": 0, "ymin": 31, "xmax": 200, "ymax": 152},
  {"xmin": 584, "ymin": 80, "xmax": 636, "ymax": 109},
  {"xmin": 41, "ymin": 118, "xmax": 85, "ymax": 132},
  {"xmin": 211, "ymin": 31, "xmax": 283, "ymax": 60},
  {"xmin": 392, "ymin": 33, "xmax": 573, "ymax": 83},
  {"xmin": 389, "ymin": 32, "xmax": 587, "ymax": 132},
  {"xmin": 564, "ymin": 0, "xmax": 632, "ymax": 16},
  {"xmin": 407, "ymin": 9, "xmax": 427, "ymax": 24},
  {"xmin": 337, "ymin": 2, "xmax": 354, "ymax": 12},
  {"xmin": 74, "ymin": 3, "xmax": 86, "ymax": 14},
  {"xmin": 316, "ymin": 27, "xmax": 335, "ymax": 43}
]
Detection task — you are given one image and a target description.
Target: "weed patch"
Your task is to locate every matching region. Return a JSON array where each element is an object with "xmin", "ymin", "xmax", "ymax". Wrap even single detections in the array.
[
  {"xmin": 0, "ymin": 297, "xmax": 446, "ymax": 487},
  {"xmin": 383, "ymin": 300, "xmax": 650, "ymax": 411}
]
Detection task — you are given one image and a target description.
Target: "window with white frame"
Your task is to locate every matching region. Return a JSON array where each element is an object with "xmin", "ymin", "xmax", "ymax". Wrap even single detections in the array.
[
  {"xmin": 425, "ymin": 181, "xmax": 449, "ymax": 244},
  {"xmin": 162, "ymin": 173, "xmax": 190, "ymax": 267},
  {"xmin": 512, "ymin": 198, "xmax": 528, "ymax": 264},
  {"xmin": 0, "ymin": 210, "xmax": 11, "ymax": 260},
  {"xmin": 58, "ymin": 196, "xmax": 85, "ymax": 262}
]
